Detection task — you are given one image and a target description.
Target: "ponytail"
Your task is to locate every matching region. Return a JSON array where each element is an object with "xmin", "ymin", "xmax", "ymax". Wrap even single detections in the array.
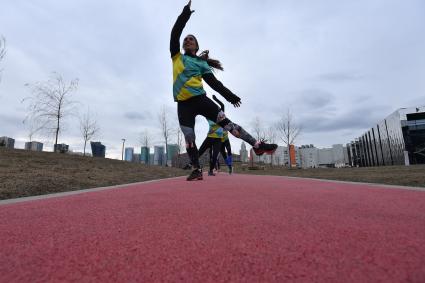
[
  {"xmin": 185, "ymin": 34, "xmax": 224, "ymax": 71},
  {"xmin": 198, "ymin": 50, "xmax": 223, "ymax": 71}
]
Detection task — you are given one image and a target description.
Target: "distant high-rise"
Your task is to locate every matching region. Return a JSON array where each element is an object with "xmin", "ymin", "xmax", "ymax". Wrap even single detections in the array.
[
  {"xmin": 154, "ymin": 146, "xmax": 165, "ymax": 166},
  {"xmin": 0, "ymin": 137, "xmax": 15, "ymax": 149},
  {"xmin": 90, "ymin": 142, "xmax": 106, "ymax": 158},
  {"xmin": 166, "ymin": 144, "xmax": 179, "ymax": 166},
  {"xmin": 54, "ymin": 143, "xmax": 69, "ymax": 153},
  {"xmin": 141, "ymin": 146, "xmax": 150, "ymax": 164},
  {"xmin": 124, "ymin": 147, "xmax": 134, "ymax": 162},
  {"xmin": 25, "ymin": 141, "xmax": 43, "ymax": 152},
  {"xmin": 298, "ymin": 144, "xmax": 348, "ymax": 168},
  {"xmin": 132, "ymin": 153, "xmax": 141, "ymax": 163},
  {"xmin": 240, "ymin": 142, "xmax": 248, "ymax": 163}
]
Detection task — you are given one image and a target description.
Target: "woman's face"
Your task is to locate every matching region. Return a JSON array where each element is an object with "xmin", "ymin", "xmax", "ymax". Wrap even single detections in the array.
[{"xmin": 183, "ymin": 35, "xmax": 198, "ymax": 54}]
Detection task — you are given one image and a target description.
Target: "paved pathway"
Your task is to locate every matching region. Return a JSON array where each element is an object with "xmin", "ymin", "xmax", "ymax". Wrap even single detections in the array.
[{"xmin": 1, "ymin": 174, "xmax": 425, "ymax": 282}]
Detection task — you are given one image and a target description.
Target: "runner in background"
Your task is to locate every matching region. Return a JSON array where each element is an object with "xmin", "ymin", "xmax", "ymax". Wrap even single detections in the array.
[
  {"xmin": 213, "ymin": 95, "xmax": 233, "ymax": 174},
  {"xmin": 197, "ymin": 118, "xmax": 223, "ymax": 176}
]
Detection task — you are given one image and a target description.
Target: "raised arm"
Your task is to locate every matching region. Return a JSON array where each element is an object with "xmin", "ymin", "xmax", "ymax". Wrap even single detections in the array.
[
  {"xmin": 203, "ymin": 73, "xmax": 242, "ymax": 107},
  {"xmin": 170, "ymin": 1, "xmax": 194, "ymax": 57}
]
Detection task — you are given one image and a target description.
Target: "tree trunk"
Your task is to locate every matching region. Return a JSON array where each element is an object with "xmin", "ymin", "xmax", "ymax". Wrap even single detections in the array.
[
  {"xmin": 54, "ymin": 106, "xmax": 61, "ymax": 152},
  {"xmin": 165, "ymin": 141, "xmax": 168, "ymax": 167},
  {"xmin": 54, "ymin": 120, "xmax": 60, "ymax": 152},
  {"xmin": 83, "ymin": 139, "xmax": 87, "ymax": 156}
]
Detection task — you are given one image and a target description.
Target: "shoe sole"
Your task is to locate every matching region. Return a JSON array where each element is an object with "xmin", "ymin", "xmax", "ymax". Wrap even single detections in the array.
[
  {"xmin": 186, "ymin": 175, "xmax": 203, "ymax": 181},
  {"xmin": 254, "ymin": 148, "xmax": 277, "ymax": 156}
]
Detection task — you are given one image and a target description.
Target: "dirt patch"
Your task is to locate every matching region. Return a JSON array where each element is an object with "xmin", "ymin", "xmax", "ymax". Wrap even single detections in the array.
[{"xmin": 0, "ymin": 148, "xmax": 187, "ymax": 200}]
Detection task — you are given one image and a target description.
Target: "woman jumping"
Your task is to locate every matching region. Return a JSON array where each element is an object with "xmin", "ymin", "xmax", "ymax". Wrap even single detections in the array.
[{"xmin": 171, "ymin": 0, "xmax": 277, "ymax": 181}]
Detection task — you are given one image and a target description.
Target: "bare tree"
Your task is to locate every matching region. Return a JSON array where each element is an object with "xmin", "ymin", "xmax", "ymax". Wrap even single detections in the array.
[
  {"xmin": 22, "ymin": 73, "xmax": 79, "ymax": 151},
  {"xmin": 79, "ymin": 108, "xmax": 100, "ymax": 156},
  {"xmin": 139, "ymin": 129, "xmax": 151, "ymax": 165},
  {"xmin": 0, "ymin": 36, "xmax": 6, "ymax": 83},
  {"xmin": 175, "ymin": 126, "xmax": 185, "ymax": 166},
  {"xmin": 176, "ymin": 127, "xmax": 184, "ymax": 154},
  {"xmin": 265, "ymin": 125, "xmax": 278, "ymax": 166},
  {"xmin": 158, "ymin": 105, "xmax": 174, "ymax": 166},
  {"xmin": 276, "ymin": 108, "xmax": 302, "ymax": 167},
  {"xmin": 252, "ymin": 116, "xmax": 265, "ymax": 141},
  {"xmin": 139, "ymin": 129, "xmax": 151, "ymax": 149},
  {"xmin": 24, "ymin": 118, "xmax": 46, "ymax": 142},
  {"xmin": 250, "ymin": 116, "xmax": 265, "ymax": 165}
]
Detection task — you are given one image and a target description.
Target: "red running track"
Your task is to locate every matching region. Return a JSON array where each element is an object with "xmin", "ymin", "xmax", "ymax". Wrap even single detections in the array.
[{"xmin": 1, "ymin": 174, "xmax": 425, "ymax": 282}]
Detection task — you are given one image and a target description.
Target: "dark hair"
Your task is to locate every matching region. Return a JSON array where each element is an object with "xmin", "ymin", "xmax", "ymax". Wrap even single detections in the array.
[
  {"xmin": 198, "ymin": 50, "xmax": 223, "ymax": 71},
  {"xmin": 187, "ymin": 34, "xmax": 224, "ymax": 71}
]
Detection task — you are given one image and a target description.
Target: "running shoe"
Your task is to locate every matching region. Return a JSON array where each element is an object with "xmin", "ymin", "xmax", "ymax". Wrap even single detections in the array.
[
  {"xmin": 187, "ymin": 169, "xmax": 203, "ymax": 181},
  {"xmin": 253, "ymin": 140, "xmax": 278, "ymax": 156},
  {"xmin": 208, "ymin": 170, "xmax": 216, "ymax": 176}
]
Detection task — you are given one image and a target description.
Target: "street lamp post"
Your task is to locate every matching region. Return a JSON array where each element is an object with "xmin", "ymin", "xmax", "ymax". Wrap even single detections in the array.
[{"xmin": 121, "ymin": 138, "xmax": 126, "ymax": 161}]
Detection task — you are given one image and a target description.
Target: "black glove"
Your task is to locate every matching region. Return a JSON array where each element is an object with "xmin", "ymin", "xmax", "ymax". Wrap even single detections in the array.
[
  {"xmin": 226, "ymin": 93, "xmax": 241, "ymax": 107},
  {"xmin": 184, "ymin": 1, "xmax": 195, "ymax": 14}
]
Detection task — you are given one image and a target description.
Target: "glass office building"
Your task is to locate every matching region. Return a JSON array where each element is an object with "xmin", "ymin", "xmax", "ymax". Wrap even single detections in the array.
[
  {"xmin": 154, "ymin": 146, "xmax": 165, "ymax": 166},
  {"xmin": 166, "ymin": 144, "xmax": 179, "ymax": 164},
  {"xmin": 0, "ymin": 137, "xmax": 15, "ymax": 149},
  {"xmin": 402, "ymin": 111, "xmax": 425, "ymax": 164},
  {"xmin": 91, "ymin": 142, "xmax": 106, "ymax": 158},
  {"xmin": 54, "ymin": 143, "xmax": 69, "ymax": 153},
  {"xmin": 25, "ymin": 141, "xmax": 44, "ymax": 152},
  {"xmin": 140, "ymin": 146, "xmax": 150, "ymax": 164},
  {"xmin": 348, "ymin": 107, "xmax": 425, "ymax": 166},
  {"xmin": 124, "ymin": 147, "xmax": 134, "ymax": 162}
]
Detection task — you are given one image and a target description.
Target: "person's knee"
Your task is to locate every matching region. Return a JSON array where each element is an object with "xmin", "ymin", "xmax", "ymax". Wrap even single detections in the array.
[
  {"xmin": 180, "ymin": 126, "xmax": 196, "ymax": 147},
  {"xmin": 216, "ymin": 111, "xmax": 226, "ymax": 124}
]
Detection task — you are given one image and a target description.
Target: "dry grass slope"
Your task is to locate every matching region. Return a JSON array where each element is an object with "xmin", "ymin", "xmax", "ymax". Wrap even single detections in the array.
[
  {"xmin": 1, "ymin": 148, "xmax": 424, "ymax": 200},
  {"xmin": 0, "ymin": 148, "xmax": 187, "ymax": 200}
]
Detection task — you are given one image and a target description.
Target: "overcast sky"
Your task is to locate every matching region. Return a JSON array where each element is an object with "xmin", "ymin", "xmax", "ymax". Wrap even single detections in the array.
[{"xmin": 1, "ymin": 0, "xmax": 424, "ymax": 159}]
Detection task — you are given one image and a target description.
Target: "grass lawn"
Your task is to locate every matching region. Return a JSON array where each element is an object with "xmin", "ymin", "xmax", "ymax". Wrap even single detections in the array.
[
  {"xmin": 1, "ymin": 147, "xmax": 424, "ymax": 200},
  {"xmin": 234, "ymin": 163, "xmax": 425, "ymax": 188}
]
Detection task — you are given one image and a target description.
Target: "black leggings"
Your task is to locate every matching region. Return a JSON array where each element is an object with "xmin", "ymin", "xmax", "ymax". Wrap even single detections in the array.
[
  {"xmin": 220, "ymin": 139, "xmax": 232, "ymax": 160},
  {"xmin": 178, "ymin": 95, "xmax": 256, "ymax": 169},
  {"xmin": 178, "ymin": 95, "xmax": 222, "ymax": 129},
  {"xmin": 198, "ymin": 137, "xmax": 222, "ymax": 172}
]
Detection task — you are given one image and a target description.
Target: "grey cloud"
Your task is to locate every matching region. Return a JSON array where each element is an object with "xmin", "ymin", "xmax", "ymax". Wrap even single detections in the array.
[
  {"xmin": 318, "ymin": 72, "xmax": 364, "ymax": 82},
  {"xmin": 0, "ymin": 113, "xmax": 25, "ymax": 137},
  {"xmin": 124, "ymin": 112, "xmax": 149, "ymax": 121},
  {"xmin": 408, "ymin": 96, "xmax": 425, "ymax": 107},
  {"xmin": 0, "ymin": 113, "xmax": 23, "ymax": 125},
  {"xmin": 300, "ymin": 105, "xmax": 390, "ymax": 133},
  {"xmin": 297, "ymin": 89, "xmax": 335, "ymax": 109}
]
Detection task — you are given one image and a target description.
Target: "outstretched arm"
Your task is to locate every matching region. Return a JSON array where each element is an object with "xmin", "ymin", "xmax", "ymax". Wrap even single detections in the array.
[
  {"xmin": 203, "ymin": 73, "xmax": 241, "ymax": 107},
  {"xmin": 170, "ymin": 1, "xmax": 194, "ymax": 58}
]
